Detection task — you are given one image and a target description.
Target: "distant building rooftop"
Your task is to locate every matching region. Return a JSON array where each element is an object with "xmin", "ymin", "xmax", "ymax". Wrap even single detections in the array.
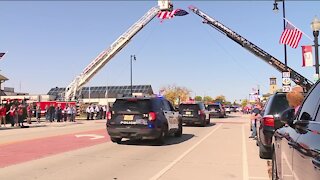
[{"xmin": 47, "ymin": 85, "xmax": 154, "ymax": 100}]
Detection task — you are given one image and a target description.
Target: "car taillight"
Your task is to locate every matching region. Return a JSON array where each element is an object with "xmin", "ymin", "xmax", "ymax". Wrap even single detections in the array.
[
  {"xmin": 263, "ymin": 115, "xmax": 274, "ymax": 127},
  {"xmin": 107, "ymin": 112, "xmax": 112, "ymax": 120},
  {"xmin": 149, "ymin": 112, "xmax": 156, "ymax": 121},
  {"xmin": 198, "ymin": 110, "xmax": 204, "ymax": 115}
]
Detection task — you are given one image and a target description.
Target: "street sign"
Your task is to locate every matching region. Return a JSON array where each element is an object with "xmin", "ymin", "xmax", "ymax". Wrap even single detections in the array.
[
  {"xmin": 282, "ymin": 86, "xmax": 292, "ymax": 92},
  {"xmin": 282, "ymin": 77, "xmax": 291, "ymax": 85},
  {"xmin": 282, "ymin": 72, "xmax": 290, "ymax": 78},
  {"xmin": 282, "ymin": 71, "xmax": 291, "ymax": 92}
]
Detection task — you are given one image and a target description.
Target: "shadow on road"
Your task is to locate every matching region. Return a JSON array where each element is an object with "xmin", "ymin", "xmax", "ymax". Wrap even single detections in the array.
[
  {"xmin": 183, "ymin": 122, "xmax": 216, "ymax": 128},
  {"xmin": 223, "ymin": 114, "xmax": 244, "ymax": 118},
  {"xmin": 118, "ymin": 133, "xmax": 195, "ymax": 146}
]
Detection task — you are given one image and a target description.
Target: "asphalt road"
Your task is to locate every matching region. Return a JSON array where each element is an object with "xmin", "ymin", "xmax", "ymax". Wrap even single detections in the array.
[{"xmin": 0, "ymin": 113, "xmax": 270, "ymax": 180}]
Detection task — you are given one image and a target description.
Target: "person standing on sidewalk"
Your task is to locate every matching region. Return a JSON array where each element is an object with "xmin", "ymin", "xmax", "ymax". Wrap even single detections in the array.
[
  {"xmin": 249, "ymin": 102, "xmax": 263, "ymax": 139},
  {"xmin": 95, "ymin": 105, "xmax": 100, "ymax": 120},
  {"xmin": 0, "ymin": 104, "xmax": 7, "ymax": 127},
  {"xmin": 90, "ymin": 104, "xmax": 94, "ymax": 120},
  {"xmin": 67, "ymin": 105, "xmax": 72, "ymax": 122},
  {"xmin": 102, "ymin": 105, "xmax": 107, "ymax": 119},
  {"xmin": 36, "ymin": 105, "xmax": 41, "ymax": 123},
  {"xmin": 27, "ymin": 104, "xmax": 32, "ymax": 124},
  {"xmin": 86, "ymin": 105, "xmax": 90, "ymax": 120},
  {"xmin": 63, "ymin": 105, "xmax": 68, "ymax": 122},
  {"xmin": 72, "ymin": 105, "xmax": 77, "ymax": 122},
  {"xmin": 56, "ymin": 106, "xmax": 62, "ymax": 122},
  {"xmin": 7, "ymin": 105, "xmax": 15, "ymax": 127},
  {"xmin": 18, "ymin": 105, "xmax": 25, "ymax": 127},
  {"xmin": 48, "ymin": 104, "xmax": 55, "ymax": 122}
]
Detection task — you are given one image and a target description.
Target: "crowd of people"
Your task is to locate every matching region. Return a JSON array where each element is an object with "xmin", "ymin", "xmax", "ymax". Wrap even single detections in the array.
[
  {"xmin": 85, "ymin": 104, "xmax": 108, "ymax": 120},
  {"xmin": 0, "ymin": 103, "xmax": 29, "ymax": 127},
  {"xmin": 0, "ymin": 101, "xmax": 110, "ymax": 128},
  {"xmin": 40, "ymin": 103, "xmax": 78, "ymax": 123}
]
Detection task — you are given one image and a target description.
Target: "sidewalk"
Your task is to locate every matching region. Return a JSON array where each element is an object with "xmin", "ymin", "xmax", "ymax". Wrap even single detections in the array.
[{"xmin": 0, "ymin": 117, "xmax": 90, "ymax": 130}]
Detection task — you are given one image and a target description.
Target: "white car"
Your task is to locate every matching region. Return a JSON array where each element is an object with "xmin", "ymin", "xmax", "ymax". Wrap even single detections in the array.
[{"xmin": 225, "ymin": 107, "xmax": 231, "ymax": 114}]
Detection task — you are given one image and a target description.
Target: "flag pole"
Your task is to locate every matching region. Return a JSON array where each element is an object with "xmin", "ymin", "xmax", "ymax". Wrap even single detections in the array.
[{"xmin": 284, "ymin": 18, "xmax": 313, "ymax": 42}]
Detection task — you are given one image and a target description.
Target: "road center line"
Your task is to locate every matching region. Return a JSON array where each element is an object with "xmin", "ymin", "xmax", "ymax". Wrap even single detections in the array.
[
  {"xmin": 242, "ymin": 125, "xmax": 249, "ymax": 180},
  {"xmin": 149, "ymin": 124, "xmax": 222, "ymax": 180}
]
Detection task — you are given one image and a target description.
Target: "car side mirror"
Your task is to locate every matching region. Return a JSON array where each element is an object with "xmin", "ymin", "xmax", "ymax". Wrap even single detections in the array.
[
  {"xmin": 280, "ymin": 108, "xmax": 295, "ymax": 127},
  {"xmin": 300, "ymin": 112, "xmax": 312, "ymax": 121}
]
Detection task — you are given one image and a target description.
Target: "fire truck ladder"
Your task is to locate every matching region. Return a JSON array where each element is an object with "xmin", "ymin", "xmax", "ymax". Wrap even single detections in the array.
[
  {"xmin": 188, "ymin": 5, "xmax": 314, "ymax": 92},
  {"xmin": 65, "ymin": 6, "xmax": 162, "ymax": 101}
]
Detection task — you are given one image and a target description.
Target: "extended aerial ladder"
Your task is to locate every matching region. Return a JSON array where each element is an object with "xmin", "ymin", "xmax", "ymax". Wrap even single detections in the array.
[
  {"xmin": 64, "ymin": 0, "xmax": 173, "ymax": 101},
  {"xmin": 188, "ymin": 5, "xmax": 314, "ymax": 92}
]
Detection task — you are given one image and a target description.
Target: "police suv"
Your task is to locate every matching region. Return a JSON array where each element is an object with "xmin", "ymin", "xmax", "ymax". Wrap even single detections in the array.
[{"xmin": 106, "ymin": 96, "xmax": 182, "ymax": 145}]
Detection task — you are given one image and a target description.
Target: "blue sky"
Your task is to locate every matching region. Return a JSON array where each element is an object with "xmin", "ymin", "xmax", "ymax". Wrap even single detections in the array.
[{"xmin": 0, "ymin": 1, "xmax": 319, "ymax": 102}]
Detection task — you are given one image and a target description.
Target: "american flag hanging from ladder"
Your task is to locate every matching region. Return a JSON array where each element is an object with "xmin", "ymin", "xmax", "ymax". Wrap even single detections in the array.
[{"xmin": 157, "ymin": 9, "xmax": 189, "ymax": 22}]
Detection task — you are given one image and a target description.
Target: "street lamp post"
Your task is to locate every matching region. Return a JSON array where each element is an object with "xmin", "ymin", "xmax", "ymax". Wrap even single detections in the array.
[
  {"xmin": 311, "ymin": 16, "xmax": 320, "ymax": 80},
  {"xmin": 273, "ymin": 0, "xmax": 288, "ymax": 68},
  {"xmin": 130, "ymin": 55, "xmax": 136, "ymax": 96}
]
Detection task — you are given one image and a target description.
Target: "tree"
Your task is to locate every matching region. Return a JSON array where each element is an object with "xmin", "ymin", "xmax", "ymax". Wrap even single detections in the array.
[
  {"xmin": 161, "ymin": 85, "xmax": 191, "ymax": 106},
  {"xmin": 214, "ymin": 95, "xmax": 226, "ymax": 104},
  {"xmin": 224, "ymin": 101, "xmax": 232, "ymax": 106},
  {"xmin": 203, "ymin": 96, "xmax": 213, "ymax": 104},
  {"xmin": 194, "ymin": 96, "xmax": 202, "ymax": 101},
  {"xmin": 233, "ymin": 101, "xmax": 240, "ymax": 106},
  {"xmin": 241, "ymin": 99, "xmax": 248, "ymax": 107}
]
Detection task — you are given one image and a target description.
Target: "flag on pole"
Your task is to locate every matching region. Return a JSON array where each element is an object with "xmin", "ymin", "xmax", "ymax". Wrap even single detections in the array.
[
  {"xmin": 302, "ymin": 45, "xmax": 313, "ymax": 67},
  {"xmin": 0, "ymin": 53, "xmax": 5, "ymax": 60},
  {"xmin": 279, "ymin": 22, "xmax": 303, "ymax": 49}
]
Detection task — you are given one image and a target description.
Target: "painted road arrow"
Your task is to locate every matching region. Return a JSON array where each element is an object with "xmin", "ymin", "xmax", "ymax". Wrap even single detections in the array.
[{"xmin": 75, "ymin": 134, "xmax": 105, "ymax": 140}]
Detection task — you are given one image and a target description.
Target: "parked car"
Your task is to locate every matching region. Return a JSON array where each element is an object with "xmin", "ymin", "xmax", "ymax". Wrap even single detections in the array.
[
  {"xmin": 230, "ymin": 106, "xmax": 237, "ymax": 112},
  {"xmin": 272, "ymin": 81, "xmax": 320, "ymax": 180},
  {"xmin": 106, "ymin": 96, "xmax": 182, "ymax": 145},
  {"xmin": 207, "ymin": 103, "xmax": 226, "ymax": 118},
  {"xmin": 179, "ymin": 102, "xmax": 209, "ymax": 126},
  {"xmin": 225, "ymin": 106, "xmax": 231, "ymax": 114},
  {"xmin": 256, "ymin": 92, "xmax": 289, "ymax": 159}
]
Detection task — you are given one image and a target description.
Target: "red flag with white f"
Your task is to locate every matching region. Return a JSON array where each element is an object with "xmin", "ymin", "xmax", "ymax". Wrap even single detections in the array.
[{"xmin": 302, "ymin": 45, "xmax": 313, "ymax": 67}]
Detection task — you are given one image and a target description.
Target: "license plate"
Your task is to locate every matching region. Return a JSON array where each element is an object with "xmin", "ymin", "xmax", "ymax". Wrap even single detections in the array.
[
  {"xmin": 124, "ymin": 115, "xmax": 134, "ymax": 121},
  {"xmin": 185, "ymin": 111, "xmax": 191, "ymax": 115}
]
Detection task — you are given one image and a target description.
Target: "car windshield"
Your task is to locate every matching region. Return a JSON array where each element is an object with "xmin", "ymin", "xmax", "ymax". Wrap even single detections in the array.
[
  {"xmin": 265, "ymin": 94, "xmax": 289, "ymax": 115},
  {"xmin": 207, "ymin": 104, "xmax": 219, "ymax": 110},
  {"xmin": 112, "ymin": 99, "xmax": 151, "ymax": 113},
  {"xmin": 179, "ymin": 104, "xmax": 199, "ymax": 112}
]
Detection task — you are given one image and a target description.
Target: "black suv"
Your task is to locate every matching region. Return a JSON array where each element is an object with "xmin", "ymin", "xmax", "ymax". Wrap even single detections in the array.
[
  {"xmin": 272, "ymin": 81, "xmax": 320, "ymax": 180},
  {"xmin": 106, "ymin": 96, "xmax": 182, "ymax": 144},
  {"xmin": 179, "ymin": 102, "xmax": 210, "ymax": 126},
  {"xmin": 256, "ymin": 92, "xmax": 289, "ymax": 159},
  {"xmin": 207, "ymin": 103, "xmax": 226, "ymax": 118}
]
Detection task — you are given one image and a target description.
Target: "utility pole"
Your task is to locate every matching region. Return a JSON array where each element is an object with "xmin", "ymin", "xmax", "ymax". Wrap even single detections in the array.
[{"xmin": 130, "ymin": 55, "xmax": 136, "ymax": 96}]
